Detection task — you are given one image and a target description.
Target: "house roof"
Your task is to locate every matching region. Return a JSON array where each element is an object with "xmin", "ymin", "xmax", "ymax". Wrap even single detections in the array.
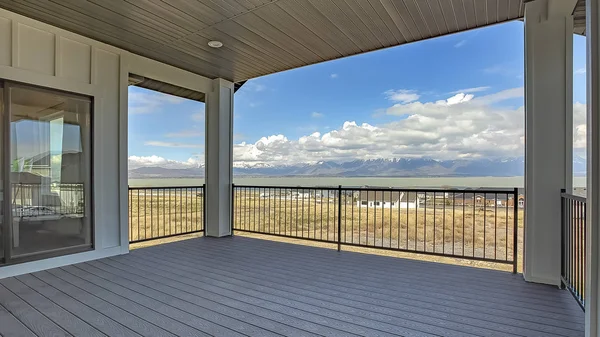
[
  {"xmin": 358, "ymin": 190, "xmax": 419, "ymax": 203},
  {"xmin": 0, "ymin": 0, "xmax": 583, "ymax": 82}
]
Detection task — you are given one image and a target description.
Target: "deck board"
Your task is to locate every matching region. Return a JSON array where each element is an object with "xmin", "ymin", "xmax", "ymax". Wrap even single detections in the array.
[{"xmin": 0, "ymin": 236, "xmax": 586, "ymax": 337}]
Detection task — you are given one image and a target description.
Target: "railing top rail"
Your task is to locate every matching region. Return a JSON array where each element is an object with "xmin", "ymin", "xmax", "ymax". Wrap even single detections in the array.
[
  {"xmin": 233, "ymin": 184, "xmax": 517, "ymax": 194},
  {"xmin": 233, "ymin": 184, "xmax": 340, "ymax": 190},
  {"xmin": 561, "ymin": 192, "xmax": 587, "ymax": 203},
  {"xmin": 128, "ymin": 185, "xmax": 205, "ymax": 190}
]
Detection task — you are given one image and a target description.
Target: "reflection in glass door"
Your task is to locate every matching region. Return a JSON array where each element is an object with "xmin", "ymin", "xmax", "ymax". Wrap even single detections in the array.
[{"xmin": 1, "ymin": 81, "xmax": 92, "ymax": 264}]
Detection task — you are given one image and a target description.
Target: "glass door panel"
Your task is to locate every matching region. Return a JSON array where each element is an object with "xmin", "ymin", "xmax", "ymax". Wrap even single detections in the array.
[{"xmin": 8, "ymin": 84, "xmax": 91, "ymax": 258}]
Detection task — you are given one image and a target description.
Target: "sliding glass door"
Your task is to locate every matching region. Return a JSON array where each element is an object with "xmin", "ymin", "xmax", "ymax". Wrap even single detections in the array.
[{"xmin": 0, "ymin": 81, "xmax": 92, "ymax": 265}]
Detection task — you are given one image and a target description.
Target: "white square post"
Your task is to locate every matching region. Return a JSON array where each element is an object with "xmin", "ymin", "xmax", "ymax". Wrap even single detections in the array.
[
  {"xmin": 204, "ymin": 78, "xmax": 234, "ymax": 237},
  {"xmin": 586, "ymin": 0, "xmax": 600, "ymax": 334},
  {"xmin": 524, "ymin": 0, "xmax": 575, "ymax": 286}
]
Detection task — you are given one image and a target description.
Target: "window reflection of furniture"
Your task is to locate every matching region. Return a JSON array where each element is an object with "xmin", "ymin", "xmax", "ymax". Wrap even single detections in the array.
[{"xmin": 10, "ymin": 176, "xmax": 85, "ymax": 248}]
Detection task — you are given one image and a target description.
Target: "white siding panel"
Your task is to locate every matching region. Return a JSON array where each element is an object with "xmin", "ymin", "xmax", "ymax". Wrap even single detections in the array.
[
  {"xmin": 16, "ymin": 23, "xmax": 55, "ymax": 75},
  {"xmin": 95, "ymin": 48, "xmax": 120, "ymax": 248},
  {"xmin": 60, "ymin": 37, "xmax": 91, "ymax": 83},
  {"xmin": 0, "ymin": 17, "xmax": 10, "ymax": 66}
]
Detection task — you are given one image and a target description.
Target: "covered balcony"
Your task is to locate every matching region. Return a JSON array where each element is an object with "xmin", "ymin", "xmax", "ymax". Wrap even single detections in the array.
[{"xmin": 0, "ymin": 0, "xmax": 597, "ymax": 336}]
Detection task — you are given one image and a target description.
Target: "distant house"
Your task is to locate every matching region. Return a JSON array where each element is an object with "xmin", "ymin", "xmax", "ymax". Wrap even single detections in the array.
[
  {"xmin": 507, "ymin": 194, "xmax": 525, "ymax": 208},
  {"xmin": 357, "ymin": 190, "xmax": 420, "ymax": 209}
]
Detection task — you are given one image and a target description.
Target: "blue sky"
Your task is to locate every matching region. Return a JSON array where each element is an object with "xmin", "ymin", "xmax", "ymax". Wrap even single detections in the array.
[{"xmin": 128, "ymin": 21, "xmax": 587, "ymax": 169}]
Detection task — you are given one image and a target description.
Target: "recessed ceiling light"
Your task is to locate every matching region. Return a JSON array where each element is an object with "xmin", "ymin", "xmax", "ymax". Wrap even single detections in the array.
[{"xmin": 208, "ymin": 40, "xmax": 223, "ymax": 48}]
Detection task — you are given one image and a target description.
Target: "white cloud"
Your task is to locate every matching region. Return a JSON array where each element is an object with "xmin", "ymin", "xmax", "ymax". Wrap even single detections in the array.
[
  {"xmin": 129, "ymin": 90, "xmax": 185, "ymax": 114},
  {"xmin": 311, "ymin": 112, "xmax": 324, "ymax": 118},
  {"xmin": 134, "ymin": 88, "xmax": 588, "ymax": 169},
  {"xmin": 330, "ymin": 73, "xmax": 339, "ymax": 79},
  {"xmin": 144, "ymin": 141, "xmax": 203, "ymax": 148},
  {"xmin": 449, "ymin": 86, "xmax": 490, "ymax": 94},
  {"xmin": 191, "ymin": 112, "xmax": 204, "ymax": 122},
  {"xmin": 128, "ymin": 155, "xmax": 203, "ymax": 169},
  {"xmin": 384, "ymin": 89, "xmax": 420, "ymax": 104},
  {"xmin": 230, "ymin": 88, "xmax": 535, "ymax": 165},
  {"xmin": 575, "ymin": 68, "xmax": 586, "ymax": 75},
  {"xmin": 573, "ymin": 102, "xmax": 587, "ymax": 150},
  {"xmin": 454, "ymin": 40, "xmax": 467, "ymax": 48}
]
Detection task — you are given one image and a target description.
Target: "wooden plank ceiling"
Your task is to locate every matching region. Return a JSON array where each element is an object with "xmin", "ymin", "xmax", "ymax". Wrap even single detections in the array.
[
  {"xmin": 0, "ymin": 0, "xmax": 585, "ymax": 83},
  {"xmin": 573, "ymin": 0, "xmax": 586, "ymax": 35}
]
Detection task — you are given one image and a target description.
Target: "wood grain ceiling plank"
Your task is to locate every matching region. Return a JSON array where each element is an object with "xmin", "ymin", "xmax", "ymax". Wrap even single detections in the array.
[
  {"xmin": 334, "ymin": 0, "xmax": 386, "ymax": 49},
  {"xmin": 176, "ymin": 34, "xmax": 275, "ymax": 75},
  {"xmin": 92, "ymin": 0, "xmax": 192, "ymax": 37},
  {"xmin": 166, "ymin": 0, "xmax": 228, "ymax": 26},
  {"xmin": 253, "ymin": 4, "xmax": 342, "ymax": 59},
  {"xmin": 345, "ymin": 0, "xmax": 396, "ymax": 47},
  {"xmin": 473, "ymin": 0, "xmax": 487, "ymax": 26},
  {"xmin": 497, "ymin": 0, "xmax": 510, "ymax": 22},
  {"xmin": 20, "ymin": 0, "xmax": 172, "ymax": 46},
  {"xmin": 450, "ymin": 0, "xmax": 469, "ymax": 30},
  {"xmin": 245, "ymin": 0, "xmax": 270, "ymax": 7},
  {"xmin": 402, "ymin": 0, "xmax": 431, "ymax": 38},
  {"xmin": 50, "ymin": 0, "xmax": 178, "ymax": 43},
  {"xmin": 194, "ymin": 27, "xmax": 287, "ymax": 73},
  {"xmin": 438, "ymin": 0, "xmax": 460, "ymax": 32},
  {"xmin": 354, "ymin": 1, "xmax": 400, "ymax": 45},
  {"xmin": 306, "ymin": 0, "xmax": 371, "ymax": 52},
  {"xmin": 425, "ymin": 0, "xmax": 448, "ymax": 35},
  {"xmin": 462, "ymin": 0, "xmax": 477, "ymax": 29},
  {"xmin": 140, "ymin": 0, "xmax": 210, "ymax": 29},
  {"xmin": 196, "ymin": 26, "xmax": 292, "ymax": 74},
  {"xmin": 475, "ymin": 0, "xmax": 498, "ymax": 26},
  {"xmin": 207, "ymin": 0, "xmax": 245, "ymax": 16},
  {"xmin": 371, "ymin": 0, "xmax": 410, "ymax": 43},
  {"xmin": 212, "ymin": 19, "xmax": 303, "ymax": 68},
  {"xmin": 167, "ymin": 40, "xmax": 257, "ymax": 80},
  {"xmin": 228, "ymin": 0, "xmax": 261, "ymax": 11},
  {"xmin": 276, "ymin": 0, "xmax": 358, "ymax": 56},
  {"xmin": 519, "ymin": 0, "xmax": 525, "ymax": 17},
  {"xmin": 233, "ymin": 12, "xmax": 322, "ymax": 62},
  {"xmin": 381, "ymin": 0, "xmax": 421, "ymax": 41}
]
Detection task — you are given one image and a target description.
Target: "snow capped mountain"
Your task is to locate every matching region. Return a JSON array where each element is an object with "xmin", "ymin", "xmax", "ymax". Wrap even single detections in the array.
[{"xmin": 128, "ymin": 157, "xmax": 540, "ymax": 178}]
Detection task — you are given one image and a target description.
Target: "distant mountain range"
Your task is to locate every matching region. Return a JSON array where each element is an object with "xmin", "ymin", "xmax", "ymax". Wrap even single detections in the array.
[
  {"xmin": 129, "ymin": 157, "xmax": 585, "ymax": 178},
  {"xmin": 129, "ymin": 156, "xmax": 586, "ymax": 178}
]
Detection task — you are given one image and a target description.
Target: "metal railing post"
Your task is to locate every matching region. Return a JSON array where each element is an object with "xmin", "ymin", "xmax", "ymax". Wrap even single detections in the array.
[
  {"xmin": 337, "ymin": 185, "xmax": 342, "ymax": 252},
  {"xmin": 231, "ymin": 183, "xmax": 235, "ymax": 236},
  {"xmin": 561, "ymin": 188, "xmax": 566, "ymax": 288},
  {"xmin": 513, "ymin": 187, "xmax": 519, "ymax": 274},
  {"xmin": 203, "ymin": 183, "xmax": 207, "ymax": 237}
]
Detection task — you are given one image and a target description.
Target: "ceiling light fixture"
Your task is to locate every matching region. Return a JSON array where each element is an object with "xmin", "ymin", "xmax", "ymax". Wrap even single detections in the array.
[{"xmin": 208, "ymin": 40, "xmax": 223, "ymax": 48}]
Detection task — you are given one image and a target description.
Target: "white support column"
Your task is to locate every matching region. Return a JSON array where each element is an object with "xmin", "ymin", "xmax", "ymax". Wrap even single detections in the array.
[
  {"xmin": 586, "ymin": 0, "xmax": 600, "ymax": 334},
  {"xmin": 524, "ymin": 0, "xmax": 576, "ymax": 286},
  {"xmin": 205, "ymin": 78, "xmax": 234, "ymax": 237}
]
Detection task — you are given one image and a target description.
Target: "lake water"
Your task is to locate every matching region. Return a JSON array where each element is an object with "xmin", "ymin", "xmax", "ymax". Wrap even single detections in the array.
[{"xmin": 128, "ymin": 176, "xmax": 587, "ymax": 189}]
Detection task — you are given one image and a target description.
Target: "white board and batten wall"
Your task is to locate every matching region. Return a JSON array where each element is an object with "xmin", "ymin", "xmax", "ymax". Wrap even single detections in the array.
[{"xmin": 0, "ymin": 8, "xmax": 214, "ymax": 278}]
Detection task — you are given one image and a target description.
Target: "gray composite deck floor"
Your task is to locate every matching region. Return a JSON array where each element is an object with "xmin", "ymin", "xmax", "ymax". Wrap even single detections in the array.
[{"xmin": 0, "ymin": 236, "xmax": 585, "ymax": 337}]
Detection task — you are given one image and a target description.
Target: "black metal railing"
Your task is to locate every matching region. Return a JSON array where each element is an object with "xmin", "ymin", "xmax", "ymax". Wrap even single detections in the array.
[
  {"xmin": 11, "ymin": 182, "xmax": 85, "ymax": 217},
  {"xmin": 128, "ymin": 185, "xmax": 205, "ymax": 243},
  {"xmin": 233, "ymin": 185, "xmax": 519, "ymax": 272},
  {"xmin": 561, "ymin": 189, "xmax": 586, "ymax": 311}
]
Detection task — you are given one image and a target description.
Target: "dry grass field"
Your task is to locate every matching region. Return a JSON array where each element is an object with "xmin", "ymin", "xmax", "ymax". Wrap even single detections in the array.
[
  {"xmin": 129, "ymin": 188, "xmax": 524, "ymax": 272},
  {"xmin": 129, "ymin": 188, "xmax": 204, "ymax": 242}
]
